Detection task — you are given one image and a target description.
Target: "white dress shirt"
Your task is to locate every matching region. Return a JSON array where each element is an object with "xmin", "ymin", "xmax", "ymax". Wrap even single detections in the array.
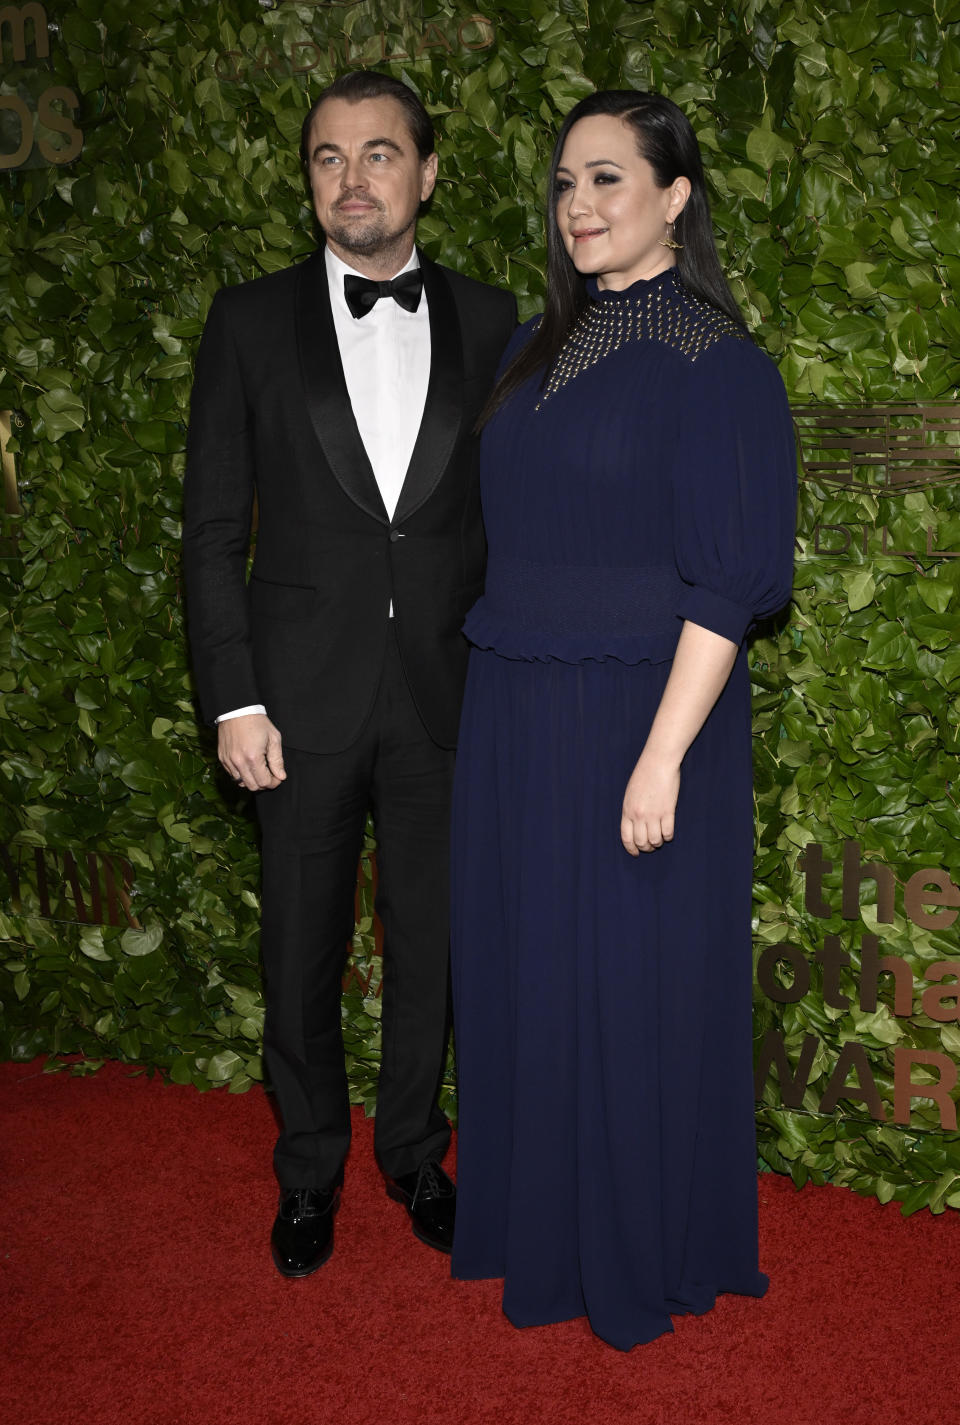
[{"xmin": 218, "ymin": 244, "xmax": 431, "ymax": 724}]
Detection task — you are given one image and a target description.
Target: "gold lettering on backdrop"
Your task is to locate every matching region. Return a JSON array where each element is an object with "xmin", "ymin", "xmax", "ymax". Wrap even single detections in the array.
[
  {"xmin": 251, "ymin": 44, "xmax": 286, "ymax": 77},
  {"xmin": 809, "ymin": 520, "xmax": 959, "ymax": 559},
  {"xmin": 342, "ymin": 33, "xmax": 368, "ymax": 66},
  {"xmin": 342, "ymin": 960, "xmax": 382, "ymax": 997},
  {"xmin": 798, "ymin": 841, "xmax": 960, "ymax": 930},
  {"xmin": 214, "ymin": 50, "xmax": 243, "ymax": 82},
  {"xmin": 794, "ymin": 403, "xmax": 960, "ymax": 559},
  {"xmin": 35, "ymin": 84, "xmax": 82, "ymax": 163},
  {"xmin": 812, "ymin": 522, "xmax": 851, "ymax": 556},
  {"xmin": 0, "ymin": 95, "xmax": 33, "ymax": 168},
  {"xmin": 754, "ymin": 1030, "xmax": 819, "ymax": 1109},
  {"xmin": 1, "ymin": 411, "xmax": 21, "ymax": 514},
  {"xmin": 378, "ymin": 31, "xmax": 408, "ymax": 61},
  {"xmin": 903, "ymin": 870, "xmax": 960, "ymax": 930},
  {"xmin": 755, "ymin": 1031, "xmax": 960, "ymax": 1129},
  {"xmin": 290, "ymin": 40, "xmax": 323, "ymax": 73},
  {"xmin": 755, "ymin": 942, "xmax": 809, "ymax": 1004},
  {"xmin": 794, "ymin": 404, "xmax": 960, "ymax": 494},
  {"xmin": 757, "ymin": 842, "xmax": 960, "ymax": 1128},
  {"xmin": 0, "ymin": 844, "xmax": 141, "ymax": 929},
  {"xmin": 214, "ymin": 14, "xmax": 496, "ymax": 83},
  {"xmin": 817, "ymin": 1041, "xmax": 886, "ymax": 1120},
  {"xmin": 0, "ymin": 84, "xmax": 82, "ymax": 168},
  {"xmin": 0, "ymin": 4, "xmax": 83, "ymax": 169},
  {"xmin": 457, "ymin": 14, "xmax": 496, "ymax": 49},
  {"xmin": 920, "ymin": 963, "xmax": 960, "ymax": 1024},
  {"xmin": 0, "ymin": 1, "xmax": 49, "ymax": 63},
  {"xmin": 416, "ymin": 21, "xmax": 453, "ymax": 54},
  {"xmin": 893, "ymin": 1049, "xmax": 958, "ymax": 1130},
  {"xmin": 758, "ymin": 935, "xmax": 960, "ymax": 1025}
]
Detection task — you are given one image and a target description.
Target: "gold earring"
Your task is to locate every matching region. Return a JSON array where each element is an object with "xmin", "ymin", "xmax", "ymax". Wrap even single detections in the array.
[{"xmin": 659, "ymin": 222, "xmax": 683, "ymax": 251}]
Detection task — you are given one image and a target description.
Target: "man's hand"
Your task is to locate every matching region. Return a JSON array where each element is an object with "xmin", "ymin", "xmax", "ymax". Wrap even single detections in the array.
[{"xmin": 218, "ymin": 714, "xmax": 286, "ymax": 791}]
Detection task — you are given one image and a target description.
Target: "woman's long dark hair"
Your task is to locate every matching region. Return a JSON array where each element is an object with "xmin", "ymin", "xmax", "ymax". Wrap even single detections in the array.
[{"xmin": 483, "ymin": 90, "xmax": 746, "ymax": 423}]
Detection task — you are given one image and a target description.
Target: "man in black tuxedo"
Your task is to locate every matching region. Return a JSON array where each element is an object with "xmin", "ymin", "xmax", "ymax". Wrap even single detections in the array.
[{"xmin": 182, "ymin": 70, "xmax": 515, "ymax": 1277}]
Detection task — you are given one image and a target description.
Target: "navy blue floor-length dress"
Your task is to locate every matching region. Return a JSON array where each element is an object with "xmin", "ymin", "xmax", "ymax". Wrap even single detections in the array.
[{"xmin": 450, "ymin": 268, "xmax": 797, "ymax": 1351}]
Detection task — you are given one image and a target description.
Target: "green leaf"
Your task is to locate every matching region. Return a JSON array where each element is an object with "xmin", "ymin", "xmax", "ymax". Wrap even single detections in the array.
[
  {"xmin": 777, "ymin": 739, "xmax": 811, "ymax": 768},
  {"xmin": 895, "ymin": 311, "xmax": 929, "ymax": 364},
  {"xmin": 844, "ymin": 568, "xmax": 876, "ymax": 611},
  {"xmin": 131, "ymin": 421, "xmax": 184, "ymax": 454},
  {"xmin": 889, "ymin": 215, "xmax": 923, "ymax": 258},
  {"xmin": 207, "ymin": 1050, "xmax": 243, "ymax": 1082},
  {"xmin": 124, "ymin": 550, "xmax": 164, "ymax": 575},
  {"xmin": 78, "ymin": 928, "xmax": 109, "ymax": 961},
  {"xmin": 36, "ymin": 387, "xmax": 86, "ymax": 441},
  {"xmin": 746, "ymin": 120, "xmax": 794, "ymax": 170},
  {"xmin": 916, "ymin": 578, "xmax": 952, "ymax": 616},
  {"xmin": 61, "ymin": 13, "xmax": 102, "ymax": 50},
  {"xmin": 900, "ymin": 1182, "xmax": 932, "ymax": 1217},
  {"xmin": 862, "ymin": 622, "xmax": 911, "ymax": 670},
  {"xmin": 119, "ymin": 761, "xmax": 160, "ymax": 792},
  {"xmin": 726, "ymin": 167, "xmax": 768, "ymax": 202},
  {"xmin": 459, "ymin": 70, "xmax": 498, "ymax": 131},
  {"xmin": 163, "ymin": 152, "xmax": 191, "ymax": 196},
  {"xmin": 121, "ymin": 925, "xmax": 163, "ymax": 957},
  {"xmin": 824, "ymin": 315, "xmax": 880, "ymax": 354},
  {"xmin": 843, "ymin": 263, "xmax": 879, "ymax": 300}
]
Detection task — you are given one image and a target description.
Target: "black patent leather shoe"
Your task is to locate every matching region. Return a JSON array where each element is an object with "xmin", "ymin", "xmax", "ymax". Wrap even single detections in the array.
[
  {"xmin": 386, "ymin": 1161, "xmax": 456, "ymax": 1254},
  {"xmin": 270, "ymin": 1185, "xmax": 340, "ymax": 1277}
]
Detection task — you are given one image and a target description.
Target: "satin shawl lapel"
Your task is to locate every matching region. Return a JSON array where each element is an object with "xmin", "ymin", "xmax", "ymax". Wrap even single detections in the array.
[
  {"xmin": 392, "ymin": 253, "xmax": 465, "ymax": 525},
  {"xmin": 296, "ymin": 250, "xmax": 388, "ymax": 524}
]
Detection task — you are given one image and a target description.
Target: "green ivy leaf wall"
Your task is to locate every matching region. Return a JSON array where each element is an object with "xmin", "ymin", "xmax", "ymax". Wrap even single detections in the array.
[{"xmin": 2, "ymin": 0, "xmax": 959, "ymax": 1207}]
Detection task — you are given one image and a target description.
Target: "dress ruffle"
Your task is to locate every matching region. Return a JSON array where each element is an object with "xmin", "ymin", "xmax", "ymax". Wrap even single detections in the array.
[{"xmin": 462, "ymin": 599, "xmax": 678, "ymax": 665}]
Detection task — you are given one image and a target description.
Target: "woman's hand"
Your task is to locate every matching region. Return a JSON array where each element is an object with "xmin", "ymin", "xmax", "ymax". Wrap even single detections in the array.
[
  {"xmin": 621, "ymin": 754, "xmax": 681, "ymax": 855},
  {"xmin": 618, "ymin": 621, "xmax": 738, "ymax": 856}
]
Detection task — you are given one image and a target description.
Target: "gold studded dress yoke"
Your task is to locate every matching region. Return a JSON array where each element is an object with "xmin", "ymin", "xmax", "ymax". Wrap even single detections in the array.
[
  {"xmin": 537, "ymin": 268, "xmax": 746, "ymax": 410},
  {"xmin": 463, "ymin": 265, "xmax": 797, "ymax": 665}
]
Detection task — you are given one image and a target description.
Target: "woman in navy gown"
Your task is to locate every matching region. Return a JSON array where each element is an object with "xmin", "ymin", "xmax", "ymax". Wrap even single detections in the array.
[{"xmin": 450, "ymin": 90, "xmax": 796, "ymax": 1350}]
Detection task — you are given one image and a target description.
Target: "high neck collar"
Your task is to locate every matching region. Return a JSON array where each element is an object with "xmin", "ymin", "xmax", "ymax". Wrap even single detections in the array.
[{"xmin": 586, "ymin": 267, "xmax": 680, "ymax": 303}]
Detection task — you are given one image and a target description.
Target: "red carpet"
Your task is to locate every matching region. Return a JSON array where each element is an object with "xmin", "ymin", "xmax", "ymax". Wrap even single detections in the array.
[{"xmin": 2, "ymin": 1060, "xmax": 958, "ymax": 1425}]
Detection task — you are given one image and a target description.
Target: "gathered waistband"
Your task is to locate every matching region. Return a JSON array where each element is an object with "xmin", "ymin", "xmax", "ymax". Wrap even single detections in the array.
[
  {"xmin": 463, "ymin": 558, "xmax": 684, "ymax": 665},
  {"xmin": 481, "ymin": 557, "xmax": 683, "ymax": 637}
]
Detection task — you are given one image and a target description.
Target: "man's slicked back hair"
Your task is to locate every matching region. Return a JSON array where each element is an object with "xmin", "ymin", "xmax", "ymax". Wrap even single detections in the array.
[{"xmin": 299, "ymin": 70, "xmax": 435, "ymax": 166}]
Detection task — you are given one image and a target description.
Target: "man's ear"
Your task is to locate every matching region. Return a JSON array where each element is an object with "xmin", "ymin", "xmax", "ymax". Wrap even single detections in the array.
[{"xmin": 421, "ymin": 152, "xmax": 439, "ymax": 203}]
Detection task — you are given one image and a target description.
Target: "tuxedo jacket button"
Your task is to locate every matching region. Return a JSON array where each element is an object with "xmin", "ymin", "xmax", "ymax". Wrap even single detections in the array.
[{"xmin": 389, "ymin": 529, "xmax": 404, "ymax": 542}]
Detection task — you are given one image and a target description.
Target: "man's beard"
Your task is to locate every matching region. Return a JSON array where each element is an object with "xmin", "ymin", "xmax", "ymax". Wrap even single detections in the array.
[{"xmin": 325, "ymin": 201, "xmax": 414, "ymax": 259}]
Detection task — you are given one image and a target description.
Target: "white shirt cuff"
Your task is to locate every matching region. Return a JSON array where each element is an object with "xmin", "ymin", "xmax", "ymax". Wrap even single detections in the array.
[{"xmin": 216, "ymin": 704, "xmax": 266, "ymax": 723}]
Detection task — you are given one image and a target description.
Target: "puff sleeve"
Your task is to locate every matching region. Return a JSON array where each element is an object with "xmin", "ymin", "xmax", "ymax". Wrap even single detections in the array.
[{"xmin": 673, "ymin": 337, "xmax": 797, "ymax": 646}]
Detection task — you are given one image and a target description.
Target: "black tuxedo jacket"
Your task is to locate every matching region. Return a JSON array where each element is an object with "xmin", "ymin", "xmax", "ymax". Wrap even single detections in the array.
[{"xmin": 182, "ymin": 249, "xmax": 516, "ymax": 753}]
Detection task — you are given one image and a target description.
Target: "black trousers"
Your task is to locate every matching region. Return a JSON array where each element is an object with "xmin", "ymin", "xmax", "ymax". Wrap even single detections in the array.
[{"xmin": 256, "ymin": 630, "xmax": 455, "ymax": 1189}]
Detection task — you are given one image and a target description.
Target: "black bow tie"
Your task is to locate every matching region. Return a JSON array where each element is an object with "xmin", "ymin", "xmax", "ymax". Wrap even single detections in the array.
[{"xmin": 343, "ymin": 269, "xmax": 424, "ymax": 319}]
